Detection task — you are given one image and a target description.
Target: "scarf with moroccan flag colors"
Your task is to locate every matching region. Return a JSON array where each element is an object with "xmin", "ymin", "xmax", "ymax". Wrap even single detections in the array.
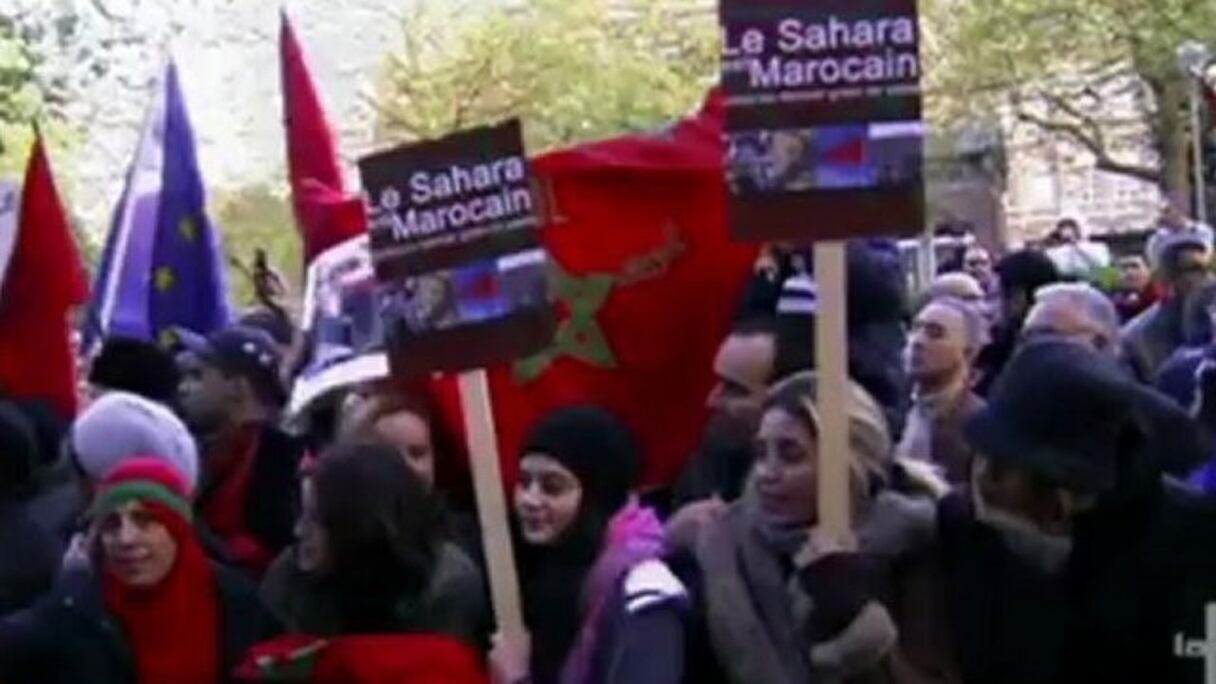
[{"xmin": 96, "ymin": 459, "xmax": 221, "ymax": 684}]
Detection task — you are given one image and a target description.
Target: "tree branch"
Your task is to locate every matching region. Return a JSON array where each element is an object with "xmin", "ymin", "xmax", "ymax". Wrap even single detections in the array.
[{"xmin": 1012, "ymin": 101, "xmax": 1162, "ymax": 184}]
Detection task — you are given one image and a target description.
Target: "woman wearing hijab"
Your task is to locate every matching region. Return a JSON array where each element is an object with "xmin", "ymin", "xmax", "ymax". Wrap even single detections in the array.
[
  {"xmin": 679, "ymin": 372, "xmax": 899, "ymax": 684},
  {"xmin": 0, "ymin": 458, "xmax": 278, "ymax": 684},
  {"xmin": 490, "ymin": 406, "xmax": 688, "ymax": 684},
  {"xmin": 245, "ymin": 440, "xmax": 487, "ymax": 683}
]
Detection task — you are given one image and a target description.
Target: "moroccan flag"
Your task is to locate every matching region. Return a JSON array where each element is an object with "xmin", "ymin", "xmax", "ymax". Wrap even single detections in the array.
[
  {"xmin": 0, "ymin": 132, "xmax": 90, "ymax": 417},
  {"xmin": 83, "ymin": 61, "xmax": 230, "ymax": 351},
  {"xmin": 431, "ymin": 94, "xmax": 758, "ymax": 490},
  {"xmin": 280, "ymin": 10, "xmax": 366, "ymax": 264}
]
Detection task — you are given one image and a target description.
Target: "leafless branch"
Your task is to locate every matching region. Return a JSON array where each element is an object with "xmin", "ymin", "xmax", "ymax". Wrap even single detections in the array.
[{"xmin": 1011, "ymin": 98, "xmax": 1162, "ymax": 184}]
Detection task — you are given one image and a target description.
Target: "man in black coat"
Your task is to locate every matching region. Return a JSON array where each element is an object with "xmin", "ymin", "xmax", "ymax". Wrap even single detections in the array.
[
  {"xmin": 940, "ymin": 340, "xmax": 1216, "ymax": 684},
  {"xmin": 178, "ymin": 325, "xmax": 302, "ymax": 578}
]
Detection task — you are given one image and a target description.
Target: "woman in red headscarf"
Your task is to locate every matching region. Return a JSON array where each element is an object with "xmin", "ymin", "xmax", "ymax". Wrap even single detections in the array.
[{"xmin": 0, "ymin": 457, "xmax": 279, "ymax": 683}]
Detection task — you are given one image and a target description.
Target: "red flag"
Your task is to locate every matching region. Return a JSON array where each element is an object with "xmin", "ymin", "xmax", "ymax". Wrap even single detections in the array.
[
  {"xmin": 280, "ymin": 11, "xmax": 366, "ymax": 263},
  {"xmin": 0, "ymin": 132, "xmax": 89, "ymax": 417},
  {"xmin": 430, "ymin": 93, "xmax": 758, "ymax": 491}
]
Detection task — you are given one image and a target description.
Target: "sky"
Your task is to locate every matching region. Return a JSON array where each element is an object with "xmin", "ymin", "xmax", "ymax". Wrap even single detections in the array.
[{"xmin": 54, "ymin": 0, "xmax": 413, "ymax": 229}]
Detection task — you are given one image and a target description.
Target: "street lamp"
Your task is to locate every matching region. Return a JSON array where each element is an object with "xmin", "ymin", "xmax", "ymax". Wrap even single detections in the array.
[{"xmin": 1178, "ymin": 40, "xmax": 1211, "ymax": 224}]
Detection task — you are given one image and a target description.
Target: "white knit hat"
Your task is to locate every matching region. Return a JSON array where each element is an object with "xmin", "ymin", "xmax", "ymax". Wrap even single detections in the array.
[{"xmin": 70, "ymin": 392, "xmax": 199, "ymax": 494}]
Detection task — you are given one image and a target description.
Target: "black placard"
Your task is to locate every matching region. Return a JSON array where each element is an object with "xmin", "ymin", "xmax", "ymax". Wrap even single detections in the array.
[
  {"xmin": 359, "ymin": 120, "xmax": 556, "ymax": 377},
  {"xmin": 721, "ymin": 0, "xmax": 925, "ymax": 242}
]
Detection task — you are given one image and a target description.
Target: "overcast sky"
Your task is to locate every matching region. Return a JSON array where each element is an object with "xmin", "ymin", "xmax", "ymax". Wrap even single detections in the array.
[{"xmin": 56, "ymin": 0, "xmax": 412, "ymax": 230}]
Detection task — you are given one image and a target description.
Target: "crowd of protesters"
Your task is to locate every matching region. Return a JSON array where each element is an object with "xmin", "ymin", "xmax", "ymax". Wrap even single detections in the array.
[{"xmin": 0, "ymin": 201, "xmax": 1215, "ymax": 684}]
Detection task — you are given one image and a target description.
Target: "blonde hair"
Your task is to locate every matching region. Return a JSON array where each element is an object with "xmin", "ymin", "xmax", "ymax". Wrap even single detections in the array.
[{"xmin": 763, "ymin": 371, "xmax": 892, "ymax": 507}]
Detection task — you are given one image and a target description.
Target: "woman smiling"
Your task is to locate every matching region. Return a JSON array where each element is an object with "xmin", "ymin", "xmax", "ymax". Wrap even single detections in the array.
[{"xmin": 0, "ymin": 458, "xmax": 279, "ymax": 684}]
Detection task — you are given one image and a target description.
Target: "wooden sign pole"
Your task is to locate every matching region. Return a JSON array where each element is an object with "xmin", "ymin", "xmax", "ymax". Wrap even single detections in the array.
[
  {"xmin": 814, "ymin": 241, "xmax": 852, "ymax": 540},
  {"xmin": 457, "ymin": 369, "xmax": 527, "ymax": 641}
]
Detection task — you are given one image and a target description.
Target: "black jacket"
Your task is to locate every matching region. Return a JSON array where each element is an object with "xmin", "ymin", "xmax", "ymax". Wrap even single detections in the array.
[
  {"xmin": 938, "ymin": 484, "xmax": 1216, "ymax": 684},
  {"xmin": 0, "ymin": 564, "xmax": 280, "ymax": 684},
  {"xmin": 243, "ymin": 423, "xmax": 303, "ymax": 555},
  {"xmin": 0, "ymin": 499, "xmax": 59, "ymax": 615}
]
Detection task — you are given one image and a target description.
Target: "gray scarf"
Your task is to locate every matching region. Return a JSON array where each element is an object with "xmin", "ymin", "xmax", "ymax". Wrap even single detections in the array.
[{"xmin": 697, "ymin": 495, "xmax": 814, "ymax": 684}]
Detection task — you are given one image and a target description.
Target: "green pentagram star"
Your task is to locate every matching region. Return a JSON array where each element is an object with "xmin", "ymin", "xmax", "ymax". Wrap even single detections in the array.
[{"xmin": 515, "ymin": 261, "xmax": 618, "ymax": 382}]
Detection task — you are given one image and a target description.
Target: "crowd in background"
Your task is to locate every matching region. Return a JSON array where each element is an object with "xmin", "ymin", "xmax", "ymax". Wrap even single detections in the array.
[{"xmin": 0, "ymin": 201, "xmax": 1215, "ymax": 684}]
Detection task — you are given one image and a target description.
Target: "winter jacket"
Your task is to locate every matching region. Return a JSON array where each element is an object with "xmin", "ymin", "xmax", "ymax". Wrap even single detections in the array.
[
  {"xmin": 259, "ymin": 542, "xmax": 488, "ymax": 649},
  {"xmin": 0, "ymin": 564, "xmax": 280, "ymax": 684},
  {"xmin": 929, "ymin": 484, "xmax": 1216, "ymax": 684},
  {"xmin": 0, "ymin": 499, "xmax": 59, "ymax": 615},
  {"xmin": 572, "ymin": 558, "xmax": 687, "ymax": 684},
  {"xmin": 19, "ymin": 451, "xmax": 82, "ymax": 546},
  {"xmin": 1122, "ymin": 299, "xmax": 1187, "ymax": 384}
]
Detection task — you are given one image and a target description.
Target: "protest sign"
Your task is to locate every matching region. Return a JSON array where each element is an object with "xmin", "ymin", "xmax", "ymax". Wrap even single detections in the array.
[
  {"xmin": 288, "ymin": 234, "xmax": 390, "ymax": 417},
  {"xmin": 360, "ymin": 119, "xmax": 553, "ymax": 644},
  {"xmin": 359, "ymin": 119, "xmax": 555, "ymax": 378},
  {"xmin": 720, "ymin": 0, "xmax": 924, "ymax": 243}
]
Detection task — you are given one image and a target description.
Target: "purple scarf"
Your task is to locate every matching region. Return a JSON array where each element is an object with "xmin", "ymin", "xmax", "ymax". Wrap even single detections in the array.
[{"xmin": 560, "ymin": 500, "xmax": 667, "ymax": 684}]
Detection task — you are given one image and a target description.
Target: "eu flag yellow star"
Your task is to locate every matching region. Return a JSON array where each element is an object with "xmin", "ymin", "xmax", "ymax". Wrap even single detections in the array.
[
  {"xmin": 179, "ymin": 216, "xmax": 197, "ymax": 242},
  {"xmin": 154, "ymin": 266, "xmax": 177, "ymax": 293}
]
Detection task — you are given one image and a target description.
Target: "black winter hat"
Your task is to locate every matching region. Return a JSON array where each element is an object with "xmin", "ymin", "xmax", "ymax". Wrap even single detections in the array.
[
  {"xmin": 522, "ymin": 406, "xmax": 641, "ymax": 518},
  {"xmin": 88, "ymin": 337, "xmax": 182, "ymax": 406},
  {"xmin": 965, "ymin": 339, "xmax": 1142, "ymax": 493}
]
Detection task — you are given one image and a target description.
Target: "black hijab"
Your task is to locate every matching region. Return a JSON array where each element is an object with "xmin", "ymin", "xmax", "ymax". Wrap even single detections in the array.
[{"xmin": 514, "ymin": 406, "xmax": 641, "ymax": 684}]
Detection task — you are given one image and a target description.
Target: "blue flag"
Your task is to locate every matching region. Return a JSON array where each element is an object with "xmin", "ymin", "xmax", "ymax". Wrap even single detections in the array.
[{"xmin": 84, "ymin": 60, "xmax": 230, "ymax": 351}]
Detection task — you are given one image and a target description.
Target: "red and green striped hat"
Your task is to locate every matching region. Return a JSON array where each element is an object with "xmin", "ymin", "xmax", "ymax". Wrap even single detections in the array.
[{"xmin": 92, "ymin": 457, "xmax": 193, "ymax": 523}]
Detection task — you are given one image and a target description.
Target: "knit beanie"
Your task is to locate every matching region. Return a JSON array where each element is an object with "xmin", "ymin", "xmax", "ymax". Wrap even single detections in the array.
[
  {"xmin": 92, "ymin": 457, "xmax": 193, "ymax": 523},
  {"xmin": 88, "ymin": 337, "xmax": 182, "ymax": 407},
  {"xmin": 522, "ymin": 406, "xmax": 641, "ymax": 519},
  {"xmin": 71, "ymin": 392, "xmax": 199, "ymax": 494}
]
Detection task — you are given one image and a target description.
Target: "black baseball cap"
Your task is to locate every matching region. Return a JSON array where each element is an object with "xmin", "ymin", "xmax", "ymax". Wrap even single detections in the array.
[{"xmin": 178, "ymin": 325, "xmax": 286, "ymax": 408}]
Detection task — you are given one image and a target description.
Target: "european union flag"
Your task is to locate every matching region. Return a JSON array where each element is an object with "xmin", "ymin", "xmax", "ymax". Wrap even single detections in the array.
[{"xmin": 84, "ymin": 60, "xmax": 230, "ymax": 352}]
